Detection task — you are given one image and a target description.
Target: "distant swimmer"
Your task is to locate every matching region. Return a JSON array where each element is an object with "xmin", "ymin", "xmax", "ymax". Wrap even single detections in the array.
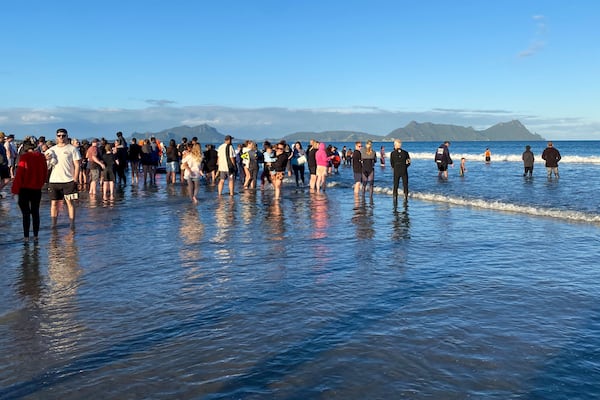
[
  {"xmin": 459, "ymin": 157, "xmax": 466, "ymax": 176},
  {"xmin": 434, "ymin": 141, "xmax": 453, "ymax": 179},
  {"xmin": 484, "ymin": 148, "xmax": 491, "ymax": 163},
  {"xmin": 541, "ymin": 141, "xmax": 561, "ymax": 178},
  {"xmin": 522, "ymin": 145, "xmax": 535, "ymax": 177}
]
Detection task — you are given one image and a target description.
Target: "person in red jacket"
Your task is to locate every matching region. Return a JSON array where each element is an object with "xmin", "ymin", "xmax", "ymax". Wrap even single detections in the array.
[{"xmin": 11, "ymin": 140, "xmax": 48, "ymax": 242}]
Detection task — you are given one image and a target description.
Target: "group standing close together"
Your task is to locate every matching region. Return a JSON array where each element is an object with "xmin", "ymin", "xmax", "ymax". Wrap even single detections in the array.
[{"xmin": 3, "ymin": 127, "xmax": 567, "ymax": 242}]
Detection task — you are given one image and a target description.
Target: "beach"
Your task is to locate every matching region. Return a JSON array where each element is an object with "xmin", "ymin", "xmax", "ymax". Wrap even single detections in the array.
[{"xmin": 2, "ymin": 140, "xmax": 600, "ymax": 399}]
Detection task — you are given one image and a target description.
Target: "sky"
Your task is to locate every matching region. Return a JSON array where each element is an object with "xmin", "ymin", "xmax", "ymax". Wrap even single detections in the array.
[{"xmin": 1, "ymin": 0, "xmax": 599, "ymax": 140}]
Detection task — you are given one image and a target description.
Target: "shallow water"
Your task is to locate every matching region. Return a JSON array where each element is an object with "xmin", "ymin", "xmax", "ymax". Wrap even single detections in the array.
[{"xmin": 1, "ymin": 162, "xmax": 600, "ymax": 399}]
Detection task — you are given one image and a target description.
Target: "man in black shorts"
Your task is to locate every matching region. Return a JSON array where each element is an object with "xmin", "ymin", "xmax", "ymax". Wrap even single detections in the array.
[{"xmin": 46, "ymin": 128, "xmax": 81, "ymax": 229}]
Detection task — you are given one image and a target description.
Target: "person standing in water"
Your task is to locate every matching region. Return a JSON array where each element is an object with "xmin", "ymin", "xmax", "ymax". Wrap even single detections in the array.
[
  {"xmin": 389, "ymin": 139, "xmax": 411, "ymax": 205},
  {"xmin": 11, "ymin": 140, "xmax": 48, "ymax": 241},
  {"xmin": 46, "ymin": 128, "xmax": 81, "ymax": 229},
  {"xmin": 360, "ymin": 140, "xmax": 377, "ymax": 198},
  {"xmin": 484, "ymin": 148, "xmax": 491, "ymax": 163},
  {"xmin": 352, "ymin": 141, "xmax": 363, "ymax": 194},
  {"xmin": 434, "ymin": 141, "xmax": 453, "ymax": 179},
  {"xmin": 522, "ymin": 145, "xmax": 535, "ymax": 177},
  {"xmin": 541, "ymin": 141, "xmax": 561, "ymax": 178}
]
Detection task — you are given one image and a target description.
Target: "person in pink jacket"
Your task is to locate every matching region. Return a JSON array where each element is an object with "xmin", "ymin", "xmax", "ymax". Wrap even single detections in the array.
[{"xmin": 315, "ymin": 142, "xmax": 330, "ymax": 192}]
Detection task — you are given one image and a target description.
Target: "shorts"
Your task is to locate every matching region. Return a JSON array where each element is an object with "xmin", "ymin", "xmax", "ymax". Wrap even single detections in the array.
[
  {"xmin": 0, "ymin": 165, "xmax": 9, "ymax": 180},
  {"xmin": 316, "ymin": 165, "xmax": 328, "ymax": 177},
  {"xmin": 353, "ymin": 172, "xmax": 363, "ymax": 183},
  {"xmin": 219, "ymin": 171, "xmax": 233, "ymax": 180},
  {"xmin": 102, "ymin": 168, "xmax": 116, "ymax": 182},
  {"xmin": 271, "ymin": 171, "xmax": 285, "ymax": 180},
  {"xmin": 166, "ymin": 161, "xmax": 179, "ymax": 173},
  {"xmin": 437, "ymin": 163, "xmax": 448, "ymax": 172},
  {"xmin": 48, "ymin": 181, "xmax": 78, "ymax": 201},
  {"xmin": 89, "ymin": 169, "xmax": 100, "ymax": 181}
]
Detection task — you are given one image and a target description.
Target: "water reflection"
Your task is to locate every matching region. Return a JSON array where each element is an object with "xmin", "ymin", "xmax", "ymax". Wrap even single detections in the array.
[
  {"xmin": 310, "ymin": 193, "xmax": 333, "ymax": 283},
  {"xmin": 18, "ymin": 244, "xmax": 43, "ymax": 302},
  {"xmin": 43, "ymin": 230, "xmax": 83, "ymax": 356},
  {"xmin": 351, "ymin": 195, "xmax": 375, "ymax": 239},
  {"xmin": 392, "ymin": 203, "xmax": 411, "ymax": 241},
  {"xmin": 213, "ymin": 198, "xmax": 236, "ymax": 261},
  {"xmin": 178, "ymin": 207, "xmax": 205, "ymax": 288}
]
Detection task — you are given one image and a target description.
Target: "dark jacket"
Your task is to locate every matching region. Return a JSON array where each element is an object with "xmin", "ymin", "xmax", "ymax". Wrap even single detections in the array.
[
  {"xmin": 390, "ymin": 148, "xmax": 411, "ymax": 174},
  {"xmin": 541, "ymin": 146, "xmax": 561, "ymax": 167},
  {"xmin": 435, "ymin": 144, "xmax": 452, "ymax": 166}
]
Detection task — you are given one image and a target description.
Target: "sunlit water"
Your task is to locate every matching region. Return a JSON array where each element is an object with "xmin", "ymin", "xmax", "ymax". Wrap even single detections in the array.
[{"xmin": 2, "ymin": 141, "xmax": 600, "ymax": 399}]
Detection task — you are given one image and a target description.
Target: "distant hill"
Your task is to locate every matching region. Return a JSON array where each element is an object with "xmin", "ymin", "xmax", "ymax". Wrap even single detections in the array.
[
  {"xmin": 128, "ymin": 120, "xmax": 543, "ymax": 144},
  {"xmin": 386, "ymin": 120, "xmax": 544, "ymax": 142},
  {"xmin": 129, "ymin": 124, "xmax": 226, "ymax": 144}
]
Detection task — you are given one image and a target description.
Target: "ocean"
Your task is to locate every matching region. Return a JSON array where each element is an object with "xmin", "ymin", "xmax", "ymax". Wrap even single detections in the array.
[{"xmin": 1, "ymin": 140, "xmax": 600, "ymax": 399}]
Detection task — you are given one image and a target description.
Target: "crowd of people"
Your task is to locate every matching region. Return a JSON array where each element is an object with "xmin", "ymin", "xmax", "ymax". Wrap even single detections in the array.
[
  {"xmin": 1, "ymin": 129, "xmax": 415, "ymax": 242},
  {"xmin": 2, "ymin": 127, "xmax": 563, "ymax": 243}
]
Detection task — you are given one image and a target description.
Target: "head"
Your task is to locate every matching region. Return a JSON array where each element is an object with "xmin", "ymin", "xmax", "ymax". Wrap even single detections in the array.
[
  {"xmin": 526, "ymin": 145, "xmax": 531, "ymax": 150},
  {"xmin": 225, "ymin": 135, "xmax": 233, "ymax": 144},
  {"xmin": 56, "ymin": 128, "xmax": 68, "ymax": 144},
  {"xmin": 444, "ymin": 141, "xmax": 451, "ymax": 147},
  {"xmin": 275, "ymin": 143, "xmax": 285, "ymax": 154},
  {"xmin": 547, "ymin": 141, "xmax": 553, "ymax": 147},
  {"xmin": 105, "ymin": 144, "xmax": 113, "ymax": 153},
  {"xmin": 355, "ymin": 141, "xmax": 362, "ymax": 150},
  {"xmin": 169, "ymin": 139, "xmax": 176, "ymax": 147},
  {"xmin": 0, "ymin": 131, "xmax": 5, "ymax": 143},
  {"xmin": 295, "ymin": 141, "xmax": 303, "ymax": 150},
  {"xmin": 131, "ymin": 137, "xmax": 137, "ymax": 144},
  {"xmin": 116, "ymin": 131, "xmax": 123, "ymax": 138},
  {"xmin": 22, "ymin": 141, "xmax": 36, "ymax": 152},
  {"xmin": 394, "ymin": 139, "xmax": 402, "ymax": 150}
]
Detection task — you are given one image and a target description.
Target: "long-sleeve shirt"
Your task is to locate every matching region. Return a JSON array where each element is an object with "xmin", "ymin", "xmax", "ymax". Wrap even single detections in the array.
[{"xmin": 11, "ymin": 151, "xmax": 48, "ymax": 194}]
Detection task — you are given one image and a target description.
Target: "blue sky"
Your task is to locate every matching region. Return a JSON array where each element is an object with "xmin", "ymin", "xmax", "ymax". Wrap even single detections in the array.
[{"xmin": 2, "ymin": 0, "xmax": 599, "ymax": 139}]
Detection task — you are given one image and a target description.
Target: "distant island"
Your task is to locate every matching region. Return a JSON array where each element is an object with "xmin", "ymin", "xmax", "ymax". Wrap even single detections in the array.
[{"xmin": 130, "ymin": 119, "xmax": 544, "ymax": 144}]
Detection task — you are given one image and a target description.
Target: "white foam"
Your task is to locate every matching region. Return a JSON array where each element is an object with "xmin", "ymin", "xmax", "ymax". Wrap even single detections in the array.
[
  {"xmin": 409, "ymin": 152, "xmax": 600, "ymax": 164},
  {"xmin": 411, "ymin": 192, "xmax": 600, "ymax": 224}
]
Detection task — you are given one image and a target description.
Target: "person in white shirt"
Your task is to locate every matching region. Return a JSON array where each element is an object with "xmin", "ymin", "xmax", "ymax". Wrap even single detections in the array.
[
  {"xmin": 217, "ymin": 135, "xmax": 236, "ymax": 196},
  {"xmin": 45, "ymin": 128, "xmax": 81, "ymax": 229}
]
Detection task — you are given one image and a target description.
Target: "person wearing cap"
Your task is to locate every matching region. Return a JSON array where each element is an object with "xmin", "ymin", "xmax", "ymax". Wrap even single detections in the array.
[
  {"xmin": 0, "ymin": 132, "xmax": 11, "ymax": 195},
  {"xmin": 11, "ymin": 140, "xmax": 48, "ymax": 241},
  {"xmin": 541, "ymin": 141, "xmax": 561, "ymax": 178},
  {"xmin": 46, "ymin": 128, "xmax": 81, "ymax": 229},
  {"xmin": 522, "ymin": 145, "xmax": 535, "ymax": 177},
  {"xmin": 217, "ymin": 135, "xmax": 236, "ymax": 196}
]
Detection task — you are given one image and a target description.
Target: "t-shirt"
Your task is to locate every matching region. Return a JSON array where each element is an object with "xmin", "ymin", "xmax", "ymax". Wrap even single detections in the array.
[
  {"xmin": 217, "ymin": 143, "xmax": 235, "ymax": 172},
  {"xmin": 48, "ymin": 144, "xmax": 81, "ymax": 183},
  {"xmin": 182, "ymin": 153, "xmax": 202, "ymax": 180},
  {"xmin": 86, "ymin": 144, "xmax": 100, "ymax": 170}
]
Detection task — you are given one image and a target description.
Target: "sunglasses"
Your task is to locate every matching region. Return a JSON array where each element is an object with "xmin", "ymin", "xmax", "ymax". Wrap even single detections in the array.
[{"xmin": 57, "ymin": 134, "xmax": 67, "ymax": 138}]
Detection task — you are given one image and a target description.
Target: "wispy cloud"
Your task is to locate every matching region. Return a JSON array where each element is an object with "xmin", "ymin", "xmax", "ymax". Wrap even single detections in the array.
[
  {"xmin": 0, "ymin": 105, "xmax": 597, "ymax": 140},
  {"xmin": 518, "ymin": 14, "xmax": 547, "ymax": 58},
  {"xmin": 145, "ymin": 99, "xmax": 177, "ymax": 107}
]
